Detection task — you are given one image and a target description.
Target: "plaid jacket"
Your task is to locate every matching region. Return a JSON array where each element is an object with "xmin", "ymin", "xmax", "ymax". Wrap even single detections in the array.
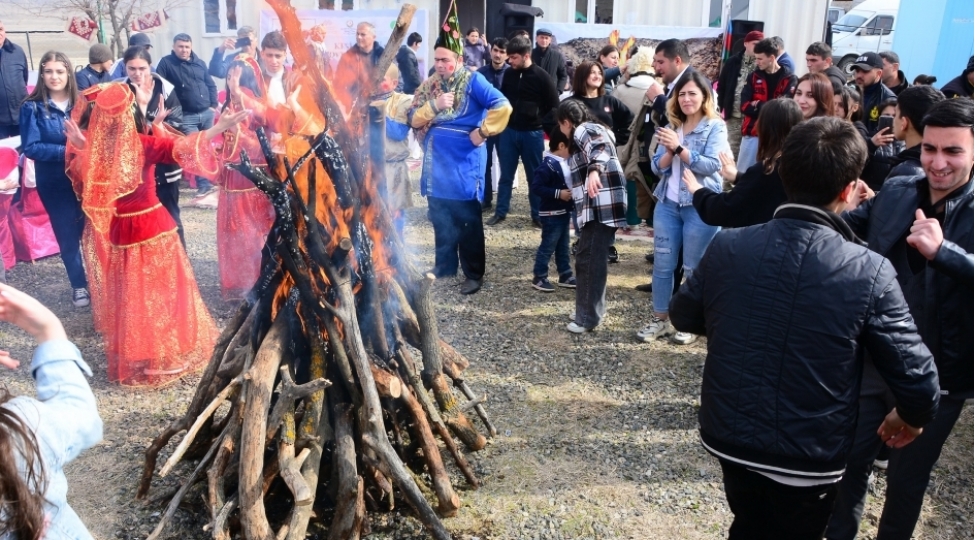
[{"xmin": 567, "ymin": 123, "xmax": 628, "ymax": 229}]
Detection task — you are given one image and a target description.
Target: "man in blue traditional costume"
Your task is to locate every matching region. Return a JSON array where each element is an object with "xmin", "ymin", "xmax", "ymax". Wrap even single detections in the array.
[{"xmin": 409, "ymin": 1, "xmax": 512, "ymax": 295}]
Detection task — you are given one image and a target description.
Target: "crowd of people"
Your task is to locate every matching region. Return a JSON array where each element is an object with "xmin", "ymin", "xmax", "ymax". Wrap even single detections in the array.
[{"xmin": 0, "ymin": 12, "xmax": 971, "ymax": 539}]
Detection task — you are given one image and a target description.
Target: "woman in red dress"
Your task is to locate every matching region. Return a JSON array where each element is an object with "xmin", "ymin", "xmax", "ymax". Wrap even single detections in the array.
[{"xmin": 65, "ymin": 82, "xmax": 249, "ymax": 387}]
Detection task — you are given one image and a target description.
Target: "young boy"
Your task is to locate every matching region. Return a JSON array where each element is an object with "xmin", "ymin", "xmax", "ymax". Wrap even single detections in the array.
[
  {"xmin": 370, "ymin": 64, "xmax": 414, "ymax": 237},
  {"xmin": 529, "ymin": 128, "xmax": 576, "ymax": 292}
]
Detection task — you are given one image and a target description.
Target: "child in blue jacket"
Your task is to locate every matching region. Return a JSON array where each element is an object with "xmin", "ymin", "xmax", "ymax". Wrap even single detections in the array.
[
  {"xmin": 0, "ymin": 283, "xmax": 103, "ymax": 539},
  {"xmin": 529, "ymin": 128, "xmax": 577, "ymax": 292}
]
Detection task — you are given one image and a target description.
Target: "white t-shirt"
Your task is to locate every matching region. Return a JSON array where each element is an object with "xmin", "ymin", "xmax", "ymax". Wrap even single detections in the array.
[
  {"xmin": 267, "ymin": 70, "xmax": 286, "ymax": 106},
  {"xmin": 52, "ymin": 99, "xmax": 70, "ymax": 113},
  {"xmin": 665, "ymin": 129, "xmax": 685, "ymax": 203}
]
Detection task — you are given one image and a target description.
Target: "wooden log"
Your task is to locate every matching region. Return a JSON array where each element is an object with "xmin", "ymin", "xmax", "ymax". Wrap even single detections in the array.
[
  {"xmin": 239, "ymin": 312, "xmax": 291, "ymax": 540},
  {"xmin": 138, "ymin": 299, "xmax": 254, "ymax": 498},
  {"xmin": 398, "ymin": 381, "xmax": 461, "ymax": 516},
  {"xmin": 207, "ymin": 413, "xmax": 240, "ymax": 531},
  {"xmin": 277, "ymin": 410, "xmax": 314, "ymax": 506},
  {"xmin": 396, "ymin": 345, "xmax": 479, "ymax": 488},
  {"xmin": 371, "ymin": 365, "xmax": 402, "ymax": 399},
  {"xmin": 159, "ymin": 375, "xmax": 241, "ymax": 478},
  {"xmin": 328, "ymin": 403, "xmax": 365, "ymax": 540},
  {"xmin": 284, "ymin": 313, "xmax": 334, "ymax": 540},
  {"xmin": 266, "ymin": 365, "xmax": 332, "ymax": 443},
  {"xmin": 213, "ymin": 496, "xmax": 237, "ymax": 540}
]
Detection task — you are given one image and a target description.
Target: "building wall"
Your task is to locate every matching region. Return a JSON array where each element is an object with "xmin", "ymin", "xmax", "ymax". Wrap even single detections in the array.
[
  {"xmin": 892, "ymin": 0, "xmax": 974, "ymax": 84},
  {"xmin": 748, "ymin": 0, "xmax": 830, "ymax": 76}
]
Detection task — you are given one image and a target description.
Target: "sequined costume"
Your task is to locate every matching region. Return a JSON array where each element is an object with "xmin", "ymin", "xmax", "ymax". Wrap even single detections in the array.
[
  {"xmin": 213, "ymin": 57, "xmax": 309, "ymax": 299},
  {"xmin": 68, "ymin": 83, "xmax": 219, "ymax": 387}
]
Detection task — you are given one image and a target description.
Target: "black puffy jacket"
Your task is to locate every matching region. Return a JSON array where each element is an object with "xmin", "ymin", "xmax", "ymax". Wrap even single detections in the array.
[
  {"xmin": 156, "ymin": 51, "xmax": 218, "ymax": 114},
  {"xmin": 885, "ymin": 145, "xmax": 923, "ymax": 180},
  {"xmin": 671, "ymin": 205, "xmax": 940, "ymax": 480},
  {"xmin": 844, "ymin": 175, "xmax": 973, "ymax": 396}
]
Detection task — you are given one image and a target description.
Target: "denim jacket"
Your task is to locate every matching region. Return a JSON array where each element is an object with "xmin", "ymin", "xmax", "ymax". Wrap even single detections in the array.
[
  {"xmin": 19, "ymin": 100, "xmax": 70, "ymax": 164},
  {"xmin": 1, "ymin": 340, "xmax": 103, "ymax": 540},
  {"xmin": 651, "ymin": 117, "xmax": 729, "ymax": 206}
]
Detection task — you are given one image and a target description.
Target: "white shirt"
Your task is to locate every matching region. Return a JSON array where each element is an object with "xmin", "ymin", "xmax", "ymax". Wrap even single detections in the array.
[
  {"xmin": 267, "ymin": 70, "xmax": 286, "ymax": 106},
  {"xmin": 665, "ymin": 129, "xmax": 685, "ymax": 203},
  {"xmin": 666, "ymin": 66, "xmax": 690, "ymax": 96},
  {"xmin": 52, "ymin": 99, "xmax": 70, "ymax": 112}
]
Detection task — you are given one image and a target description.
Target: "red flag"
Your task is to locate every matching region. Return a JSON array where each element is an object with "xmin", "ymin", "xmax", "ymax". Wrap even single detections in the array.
[{"xmin": 66, "ymin": 16, "xmax": 98, "ymax": 42}]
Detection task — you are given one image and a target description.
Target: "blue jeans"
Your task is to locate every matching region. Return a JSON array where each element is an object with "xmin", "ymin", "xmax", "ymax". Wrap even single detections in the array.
[
  {"xmin": 496, "ymin": 128, "xmax": 542, "ymax": 220},
  {"xmin": 34, "ymin": 163, "xmax": 88, "ymax": 289},
  {"xmin": 651, "ymin": 198, "xmax": 720, "ymax": 314},
  {"xmin": 182, "ymin": 109, "xmax": 215, "ymax": 192},
  {"xmin": 533, "ymin": 213, "xmax": 572, "ymax": 279}
]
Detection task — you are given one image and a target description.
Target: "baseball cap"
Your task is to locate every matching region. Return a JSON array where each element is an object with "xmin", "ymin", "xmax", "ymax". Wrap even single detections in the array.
[
  {"xmin": 744, "ymin": 31, "xmax": 764, "ymax": 43},
  {"xmin": 848, "ymin": 51, "xmax": 883, "ymax": 73},
  {"xmin": 129, "ymin": 32, "xmax": 152, "ymax": 49}
]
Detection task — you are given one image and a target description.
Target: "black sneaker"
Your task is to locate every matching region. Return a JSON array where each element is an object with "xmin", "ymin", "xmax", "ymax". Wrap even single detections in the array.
[
  {"xmin": 532, "ymin": 277, "xmax": 555, "ymax": 292},
  {"xmin": 557, "ymin": 275, "xmax": 577, "ymax": 288},
  {"xmin": 608, "ymin": 246, "xmax": 619, "ymax": 263},
  {"xmin": 486, "ymin": 214, "xmax": 505, "ymax": 226},
  {"xmin": 72, "ymin": 288, "xmax": 91, "ymax": 308}
]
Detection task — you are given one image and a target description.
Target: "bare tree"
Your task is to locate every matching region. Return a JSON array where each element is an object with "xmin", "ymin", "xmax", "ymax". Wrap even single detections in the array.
[{"xmin": 13, "ymin": 0, "xmax": 191, "ymax": 55}]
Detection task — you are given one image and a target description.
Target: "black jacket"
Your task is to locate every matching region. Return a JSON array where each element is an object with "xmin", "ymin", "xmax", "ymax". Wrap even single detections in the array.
[
  {"xmin": 156, "ymin": 51, "xmax": 218, "ymax": 113},
  {"xmin": 396, "ymin": 45, "xmax": 422, "ymax": 94},
  {"xmin": 500, "ymin": 64, "xmax": 559, "ymax": 132},
  {"xmin": 0, "ymin": 39, "xmax": 28, "ymax": 126},
  {"xmin": 860, "ymin": 81, "xmax": 897, "ymax": 134},
  {"xmin": 886, "ymin": 144, "xmax": 923, "ymax": 180},
  {"xmin": 823, "ymin": 65, "xmax": 848, "ymax": 94},
  {"xmin": 671, "ymin": 205, "xmax": 940, "ymax": 480},
  {"xmin": 941, "ymin": 73, "xmax": 974, "ymax": 99},
  {"xmin": 76, "ymin": 65, "xmax": 114, "ymax": 92},
  {"xmin": 887, "ymin": 70, "xmax": 909, "ymax": 95},
  {"xmin": 691, "ymin": 163, "xmax": 785, "ymax": 228},
  {"xmin": 843, "ymin": 175, "xmax": 973, "ymax": 396},
  {"xmin": 531, "ymin": 45, "xmax": 568, "ymax": 93},
  {"xmin": 716, "ymin": 51, "xmax": 744, "ymax": 114}
]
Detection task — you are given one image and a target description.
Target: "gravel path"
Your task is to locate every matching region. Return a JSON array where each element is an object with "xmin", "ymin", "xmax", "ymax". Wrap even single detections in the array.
[{"xmin": 0, "ymin": 182, "xmax": 970, "ymax": 539}]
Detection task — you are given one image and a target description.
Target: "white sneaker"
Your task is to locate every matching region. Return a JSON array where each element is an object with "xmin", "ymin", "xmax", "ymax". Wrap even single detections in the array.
[
  {"xmin": 566, "ymin": 321, "xmax": 592, "ymax": 334},
  {"xmin": 636, "ymin": 316, "xmax": 675, "ymax": 342},
  {"xmin": 671, "ymin": 331, "xmax": 698, "ymax": 345},
  {"xmin": 72, "ymin": 288, "xmax": 91, "ymax": 308}
]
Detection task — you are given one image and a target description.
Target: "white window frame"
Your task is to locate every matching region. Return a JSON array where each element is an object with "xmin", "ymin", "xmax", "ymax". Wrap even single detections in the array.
[{"xmin": 201, "ymin": 0, "xmax": 238, "ymax": 37}]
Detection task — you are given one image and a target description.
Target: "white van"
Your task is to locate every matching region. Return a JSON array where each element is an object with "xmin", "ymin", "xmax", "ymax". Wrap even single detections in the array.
[{"xmin": 830, "ymin": 0, "xmax": 900, "ymax": 71}]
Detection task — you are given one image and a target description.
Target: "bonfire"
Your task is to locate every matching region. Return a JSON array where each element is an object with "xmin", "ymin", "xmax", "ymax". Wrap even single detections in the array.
[{"xmin": 137, "ymin": 3, "xmax": 495, "ymax": 539}]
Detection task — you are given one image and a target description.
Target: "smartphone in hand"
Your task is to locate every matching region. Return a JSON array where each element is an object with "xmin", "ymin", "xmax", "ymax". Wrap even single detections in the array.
[{"xmin": 877, "ymin": 115, "xmax": 894, "ymax": 133}]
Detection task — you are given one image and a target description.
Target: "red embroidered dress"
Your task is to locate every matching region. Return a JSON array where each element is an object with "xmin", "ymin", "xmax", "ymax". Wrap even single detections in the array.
[{"xmin": 69, "ymin": 84, "xmax": 218, "ymax": 387}]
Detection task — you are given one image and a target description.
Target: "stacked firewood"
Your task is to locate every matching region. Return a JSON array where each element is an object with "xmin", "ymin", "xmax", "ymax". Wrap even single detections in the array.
[{"xmin": 138, "ymin": 3, "xmax": 494, "ymax": 539}]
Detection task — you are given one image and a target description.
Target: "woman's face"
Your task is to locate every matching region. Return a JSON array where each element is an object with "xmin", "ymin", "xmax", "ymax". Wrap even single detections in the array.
[
  {"xmin": 600, "ymin": 51, "xmax": 619, "ymax": 68},
  {"xmin": 466, "ymin": 31, "xmax": 480, "ymax": 45},
  {"xmin": 832, "ymin": 94, "xmax": 847, "ymax": 119},
  {"xmin": 41, "ymin": 60, "xmax": 68, "ymax": 93},
  {"xmin": 677, "ymin": 80, "xmax": 704, "ymax": 116},
  {"xmin": 125, "ymin": 58, "xmax": 152, "ymax": 87},
  {"xmin": 587, "ymin": 66, "xmax": 603, "ymax": 90},
  {"xmin": 793, "ymin": 80, "xmax": 817, "ymax": 119},
  {"xmin": 558, "ymin": 118, "xmax": 573, "ymax": 138}
]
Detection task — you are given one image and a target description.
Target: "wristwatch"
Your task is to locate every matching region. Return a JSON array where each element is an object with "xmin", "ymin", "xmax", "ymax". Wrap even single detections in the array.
[{"xmin": 673, "ymin": 144, "xmax": 684, "ymax": 156}]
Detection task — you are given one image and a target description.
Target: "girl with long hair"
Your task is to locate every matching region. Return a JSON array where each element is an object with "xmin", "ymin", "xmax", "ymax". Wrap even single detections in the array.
[
  {"xmin": 637, "ymin": 71, "xmax": 729, "ymax": 346},
  {"xmin": 597, "ymin": 44, "xmax": 622, "ymax": 91},
  {"xmin": 19, "ymin": 51, "xmax": 89, "ymax": 307},
  {"xmin": 0, "ymin": 282, "xmax": 102, "ymax": 539},
  {"xmin": 793, "ymin": 72, "xmax": 835, "ymax": 119},
  {"xmin": 557, "ymin": 99, "xmax": 627, "ymax": 333},
  {"xmin": 684, "ymin": 98, "xmax": 803, "ymax": 227},
  {"xmin": 64, "ymin": 82, "xmax": 249, "ymax": 386},
  {"xmin": 570, "ymin": 60, "xmax": 634, "ymax": 145}
]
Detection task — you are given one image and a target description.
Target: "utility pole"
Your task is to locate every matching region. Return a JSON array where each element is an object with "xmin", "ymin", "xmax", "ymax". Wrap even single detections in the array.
[{"xmin": 96, "ymin": 0, "xmax": 106, "ymax": 44}]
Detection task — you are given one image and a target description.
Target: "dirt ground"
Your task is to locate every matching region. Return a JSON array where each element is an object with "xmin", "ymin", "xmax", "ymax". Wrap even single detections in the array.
[{"xmin": 1, "ymin": 181, "xmax": 972, "ymax": 539}]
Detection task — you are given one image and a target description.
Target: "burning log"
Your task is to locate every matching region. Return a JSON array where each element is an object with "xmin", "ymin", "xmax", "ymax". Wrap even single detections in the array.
[{"xmin": 140, "ymin": 3, "xmax": 497, "ymax": 539}]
